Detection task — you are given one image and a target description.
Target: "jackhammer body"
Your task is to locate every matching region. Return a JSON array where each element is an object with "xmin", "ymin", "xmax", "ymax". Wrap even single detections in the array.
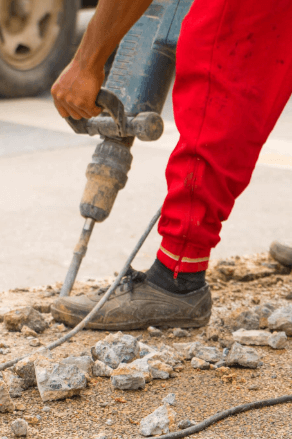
[{"xmin": 60, "ymin": 0, "xmax": 193, "ymax": 297}]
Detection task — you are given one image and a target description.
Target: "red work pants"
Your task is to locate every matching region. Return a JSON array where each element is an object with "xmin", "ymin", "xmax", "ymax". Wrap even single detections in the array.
[{"xmin": 157, "ymin": 0, "xmax": 292, "ymax": 275}]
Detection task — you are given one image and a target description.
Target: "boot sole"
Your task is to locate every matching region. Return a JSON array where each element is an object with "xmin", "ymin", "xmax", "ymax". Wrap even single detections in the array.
[{"xmin": 51, "ymin": 305, "xmax": 211, "ymax": 331}]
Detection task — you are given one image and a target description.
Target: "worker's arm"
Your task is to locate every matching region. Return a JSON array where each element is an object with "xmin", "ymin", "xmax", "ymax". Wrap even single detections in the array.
[{"xmin": 51, "ymin": 0, "xmax": 153, "ymax": 120}]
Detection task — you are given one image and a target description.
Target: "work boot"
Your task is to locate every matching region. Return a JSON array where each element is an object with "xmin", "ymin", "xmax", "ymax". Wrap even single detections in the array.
[
  {"xmin": 51, "ymin": 267, "xmax": 212, "ymax": 330},
  {"xmin": 270, "ymin": 241, "xmax": 292, "ymax": 266}
]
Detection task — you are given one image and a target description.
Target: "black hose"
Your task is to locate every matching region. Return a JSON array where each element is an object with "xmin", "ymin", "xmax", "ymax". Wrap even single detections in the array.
[{"xmin": 152, "ymin": 395, "xmax": 292, "ymax": 439}]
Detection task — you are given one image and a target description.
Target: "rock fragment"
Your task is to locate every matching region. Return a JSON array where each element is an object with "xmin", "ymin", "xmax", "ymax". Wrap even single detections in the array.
[
  {"xmin": 4, "ymin": 307, "xmax": 48, "ymax": 333},
  {"xmin": 61, "ymin": 355, "xmax": 93, "ymax": 377},
  {"xmin": 268, "ymin": 331, "xmax": 287, "ymax": 349},
  {"xmin": 195, "ymin": 346, "xmax": 223, "ymax": 364},
  {"xmin": 254, "ymin": 303, "xmax": 275, "ymax": 328},
  {"xmin": 226, "ymin": 342, "xmax": 260, "ymax": 368},
  {"xmin": 173, "ymin": 328, "xmax": 190, "ymax": 338},
  {"xmin": 11, "ymin": 418, "xmax": 28, "ymax": 437},
  {"xmin": 14, "ymin": 351, "xmax": 52, "ymax": 389},
  {"xmin": 2, "ymin": 370, "xmax": 25, "ymax": 398},
  {"xmin": 147, "ymin": 326, "xmax": 163, "ymax": 337},
  {"xmin": 268, "ymin": 305, "xmax": 292, "ymax": 335},
  {"xmin": 139, "ymin": 342, "xmax": 157, "ymax": 358},
  {"xmin": 21, "ymin": 326, "xmax": 37, "ymax": 337},
  {"xmin": 91, "ymin": 332, "xmax": 139, "ymax": 369},
  {"xmin": 0, "ymin": 380, "xmax": 15, "ymax": 412},
  {"xmin": 92, "ymin": 360, "xmax": 113, "ymax": 377},
  {"xmin": 33, "ymin": 303, "xmax": 51, "ymax": 314},
  {"xmin": 140, "ymin": 404, "xmax": 176, "ymax": 437},
  {"xmin": 34, "ymin": 358, "xmax": 87, "ymax": 402},
  {"xmin": 191, "ymin": 357, "xmax": 210, "ymax": 370},
  {"xmin": 232, "ymin": 329, "xmax": 271, "ymax": 346},
  {"xmin": 223, "ymin": 307, "xmax": 260, "ymax": 331},
  {"xmin": 148, "ymin": 360, "xmax": 173, "ymax": 379},
  {"xmin": 178, "ymin": 419, "xmax": 195, "ymax": 429},
  {"xmin": 206, "ymin": 326, "xmax": 221, "ymax": 341},
  {"xmin": 162, "ymin": 393, "xmax": 176, "ymax": 406},
  {"xmin": 173, "ymin": 342, "xmax": 202, "ymax": 360},
  {"xmin": 111, "ymin": 364, "xmax": 145, "ymax": 390},
  {"xmin": 93, "ymin": 433, "xmax": 108, "ymax": 439},
  {"xmin": 29, "ymin": 338, "xmax": 41, "ymax": 347}
]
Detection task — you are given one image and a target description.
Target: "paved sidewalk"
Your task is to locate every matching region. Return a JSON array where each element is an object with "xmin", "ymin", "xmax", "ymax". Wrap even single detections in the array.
[{"xmin": 0, "ymin": 80, "xmax": 291, "ymax": 290}]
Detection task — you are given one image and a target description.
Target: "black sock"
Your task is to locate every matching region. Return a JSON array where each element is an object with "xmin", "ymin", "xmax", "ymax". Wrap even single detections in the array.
[{"xmin": 146, "ymin": 259, "xmax": 206, "ymax": 294}]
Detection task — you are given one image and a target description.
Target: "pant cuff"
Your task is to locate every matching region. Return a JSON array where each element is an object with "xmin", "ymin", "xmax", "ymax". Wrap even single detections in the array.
[{"xmin": 157, "ymin": 237, "xmax": 210, "ymax": 273}]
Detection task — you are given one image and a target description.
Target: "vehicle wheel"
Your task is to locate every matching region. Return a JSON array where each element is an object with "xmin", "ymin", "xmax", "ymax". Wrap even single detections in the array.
[{"xmin": 0, "ymin": 0, "xmax": 80, "ymax": 98}]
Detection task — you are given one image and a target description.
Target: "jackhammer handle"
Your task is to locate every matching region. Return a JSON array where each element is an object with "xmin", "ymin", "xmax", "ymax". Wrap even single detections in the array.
[{"xmin": 66, "ymin": 88, "xmax": 126, "ymax": 136}]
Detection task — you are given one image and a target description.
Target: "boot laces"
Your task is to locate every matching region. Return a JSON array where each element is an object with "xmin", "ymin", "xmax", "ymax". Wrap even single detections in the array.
[{"xmin": 96, "ymin": 266, "xmax": 146, "ymax": 296}]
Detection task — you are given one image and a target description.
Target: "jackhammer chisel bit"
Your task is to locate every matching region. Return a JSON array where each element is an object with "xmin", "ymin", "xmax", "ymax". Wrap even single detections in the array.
[{"xmin": 60, "ymin": 0, "xmax": 194, "ymax": 297}]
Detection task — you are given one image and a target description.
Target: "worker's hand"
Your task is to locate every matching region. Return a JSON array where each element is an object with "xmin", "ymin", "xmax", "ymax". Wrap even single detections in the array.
[{"xmin": 51, "ymin": 59, "xmax": 105, "ymax": 120}]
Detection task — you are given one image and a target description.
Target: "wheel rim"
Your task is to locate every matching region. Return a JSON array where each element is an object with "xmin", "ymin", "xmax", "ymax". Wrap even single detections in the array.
[{"xmin": 0, "ymin": 0, "xmax": 64, "ymax": 70}]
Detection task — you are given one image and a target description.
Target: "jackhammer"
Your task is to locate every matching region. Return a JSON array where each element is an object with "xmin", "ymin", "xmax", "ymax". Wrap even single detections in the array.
[{"xmin": 60, "ymin": 0, "xmax": 194, "ymax": 297}]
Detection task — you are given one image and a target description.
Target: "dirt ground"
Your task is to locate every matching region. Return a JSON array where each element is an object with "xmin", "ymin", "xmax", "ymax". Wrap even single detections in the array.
[{"xmin": 1, "ymin": 253, "xmax": 292, "ymax": 438}]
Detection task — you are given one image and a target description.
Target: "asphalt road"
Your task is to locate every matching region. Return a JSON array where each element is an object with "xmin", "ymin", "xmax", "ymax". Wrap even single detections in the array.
[{"xmin": 0, "ymin": 13, "xmax": 292, "ymax": 291}]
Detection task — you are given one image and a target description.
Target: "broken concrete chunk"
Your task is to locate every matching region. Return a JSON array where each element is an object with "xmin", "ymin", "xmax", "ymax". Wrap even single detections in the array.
[
  {"xmin": 148, "ymin": 360, "xmax": 173, "ymax": 380},
  {"xmin": 162, "ymin": 393, "xmax": 176, "ymax": 406},
  {"xmin": 173, "ymin": 342, "xmax": 202, "ymax": 360},
  {"xmin": 191, "ymin": 357, "xmax": 210, "ymax": 370},
  {"xmin": 223, "ymin": 307, "xmax": 260, "ymax": 331},
  {"xmin": 226, "ymin": 342, "xmax": 260, "ymax": 369},
  {"xmin": 195, "ymin": 346, "xmax": 223, "ymax": 364},
  {"xmin": 11, "ymin": 418, "xmax": 28, "ymax": 437},
  {"xmin": 232, "ymin": 329, "xmax": 271, "ymax": 346},
  {"xmin": 4, "ymin": 307, "xmax": 48, "ymax": 333},
  {"xmin": 92, "ymin": 360, "xmax": 113, "ymax": 377},
  {"xmin": 34, "ymin": 358, "xmax": 87, "ymax": 402},
  {"xmin": 268, "ymin": 331, "xmax": 287, "ymax": 349},
  {"xmin": 61, "ymin": 356, "xmax": 93, "ymax": 377},
  {"xmin": 139, "ymin": 342, "xmax": 157, "ymax": 358},
  {"xmin": 140, "ymin": 404, "xmax": 176, "ymax": 437},
  {"xmin": 29, "ymin": 338, "xmax": 41, "ymax": 347},
  {"xmin": 33, "ymin": 303, "xmax": 51, "ymax": 314},
  {"xmin": 91, "ymin": 331, "xmax": 139, "ymax": 369},
  {"xmin": 173, "ymin": 328, "xmax": 190, "ymax": 338},
  {"xmin": 2, "ymin": 370, "xmax": 25, "ymax": 398},
  {"xmin": 147, "ymin": 326, "xmax": 162, "ymax": 337},
  {"xmin": 0, "ymin": 380, "xmax": 15, "ymax": 412},
  {"xmin": 268, "ymin": 305, "xmax": 292, "ymax": 335},
  {"xmin": 21, "ymin": 326, "xmax": 37, "ymax": 337},
  {"xmin": 111, "ymin": 364, "xmax": 146, "ymax": 390},
  {"xmin": 14, "ymin": 351, "xmax": 51, "ymax": 389}
]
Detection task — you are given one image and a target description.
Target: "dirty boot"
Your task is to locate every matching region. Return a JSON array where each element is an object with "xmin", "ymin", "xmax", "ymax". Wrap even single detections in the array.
[{"xmin": 51, "ymin": 265, "xmax": 212, "ymax": 330}]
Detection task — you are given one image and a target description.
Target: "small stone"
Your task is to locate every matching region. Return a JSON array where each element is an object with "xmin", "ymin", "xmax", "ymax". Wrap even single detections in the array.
[
  {"xmin": 21, "ymin": 326, "xmax": 37, "ymax": 337},
  {"xmin": 139, "ymin": 342, "xmax": 157, "ymax": 358},
  {"xmin": 162, "ymin": 393, "xmax": 176, "ymax": 406},
  {"xmin": 214, "ymin": 360, "xmax": 226, "ymax": 369},
  {"xmin": 29, "ymin": 338, "xmax": 41, "ymax": 347},
  {"xmin": 140, "ymin": 404, "xmax": 176, "ymax": 437},
  {"xmin": 248, "ymin": 384, "xmax": 260, "ymax": 390},
  {"xmin": 268, "ymin": 305, "xmax": 292, "ymax": 335},
  {"xmin": 11, "ymin": 418, "xmax": 28, "ymax": 437},
  {"xmin": 42, "ymin": 406, "xmax": 50, "ymax": 412},
  {"xmin": 2, "ymin": 371, "xmax": 25, "ymax": 398},
  {"xmin": 61, "ymin": 356, "xmax": 93, "ymax": 377},
  {"xmin": 224, "ymin": 307, "xmax": 260, "ymax": 331},
  {"xmin": 191, "ymin": 357, "xmax": 210, "ymax": 370},
  {"xmin": 271, "ymin": 374, "xmax": 277, "ymax": 379},
  {"xmin": 32, "ymin": 303, "xmax": 51, "ymax": 314},
  {"xmin": 92, "ymin": 360, "xmax": 113, "ymax": 377},
  {"xmin": 173, "ymin": 342, "xmax": 202, "ymax": 360},
  {"xmin": 147, "ymin": 326, "xmax": 163, "ymax": 337},
  {"xmin": 268, "ymin": 332, "xmax": 287, "ymax": 349},
  {"xmin": 0, "ymin": 380, "xmax": 15, "ymax": 412},
  {"xmin": 226, "ymin": 342, "xmax": 260, "ymax": 369},
  {"xmin": 15, "ymin": 403, "xmax": 26, "ymax": 411},
  {"xmin": 195, "ymin": 346, "xmax": 223, "ymax": 364},
  {"xmin": 148, "ymin": 360, "xmax": 173, "ymax": 380},
  {"xmin": 110, "ymin": 364, "xmax": 146, "ymax": 390},
  {"xmin": 215, "ymin": 366, "xmax": 230, "ymax": 377},
  {"xmin": 34, "ymin": 358, "xmax": 87, "ymax": 402},
  {"xmin": 14, "ymin": 351, "xmax": 52, "ymax": 388},
  {"xmin": 206, "ymin": 326, "xmax": 221, "ymax": 341},
  {"xmin": 105, "ymin": 419, "xmax": 114, "ymax": 426},
  {"xmin": 173, "ymin": 328, "xmax": 190, "ymax": 338},
  {"xmin": 93, "ymin": 433, "xmax": 107, "ymax": 439},
  {"xmin": 178, "ymin": 419, "xmax": 195, "ymax": 429},
  {"xmin": 24, "ymin": 415, "xmax": 39, "ymax": 425},
  {"xmin": 91, "ymin": 331, "xmax": 139, "ymax": 369},
  {"xmin": 232, "ymin": 329, "xmax": 271, "ymax": 346},
  {"xmin": 4, "ymin": 307, "xmax": 48, "ymax": 333}
]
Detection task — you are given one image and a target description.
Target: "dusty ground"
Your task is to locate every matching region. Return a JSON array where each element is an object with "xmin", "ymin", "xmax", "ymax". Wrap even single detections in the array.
[{"xmin": 1, "ymin": 253, "xmax": 292, "ymax": 438}]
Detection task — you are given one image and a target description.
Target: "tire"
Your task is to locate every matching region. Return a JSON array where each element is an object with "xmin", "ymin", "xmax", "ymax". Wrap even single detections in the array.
[{"xmin": 0, "ymin": 0, "xmax": 80, "ymax": 98}]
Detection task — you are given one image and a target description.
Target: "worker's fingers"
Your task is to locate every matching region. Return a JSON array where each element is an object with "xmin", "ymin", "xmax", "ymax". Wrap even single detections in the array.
[
  {"xmin": 53, "ymin": 99, "xmax": 70, "ymax": 118},
  {"xmin": 57, "ymin": 101, "xmax": 85, "ymax": 120}
]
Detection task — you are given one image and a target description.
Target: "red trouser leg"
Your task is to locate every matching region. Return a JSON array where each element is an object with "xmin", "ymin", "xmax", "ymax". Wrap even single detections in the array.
[{"xmin": 157, "ymin": 0, "xmax": 292, "ymax": 274}]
